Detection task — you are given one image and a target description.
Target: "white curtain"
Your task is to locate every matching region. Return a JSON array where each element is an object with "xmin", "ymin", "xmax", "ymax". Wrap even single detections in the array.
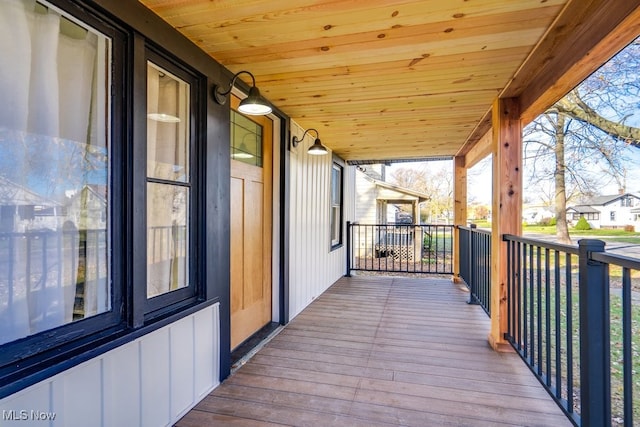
[
  {"xmin": 0, "ymin": 0, "xmax": 103, "ymax": 344},
  {"xmin": 146, "ymin": 64, "xmax": 189, "ymax": 298}
]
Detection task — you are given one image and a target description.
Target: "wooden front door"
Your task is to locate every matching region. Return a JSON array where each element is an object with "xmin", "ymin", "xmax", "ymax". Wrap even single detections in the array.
[{"xmin": 230, "ymin": 97, "xmax": 273, "ymax": 350}]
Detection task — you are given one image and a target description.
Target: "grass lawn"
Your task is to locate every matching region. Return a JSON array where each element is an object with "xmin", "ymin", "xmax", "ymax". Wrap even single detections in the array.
[{"xmin": 520, "ymin": 224, "xmax": 640, "ymax": 244}]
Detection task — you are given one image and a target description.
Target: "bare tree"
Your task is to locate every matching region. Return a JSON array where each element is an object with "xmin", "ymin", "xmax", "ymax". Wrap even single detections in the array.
[
  {"xmin": 390, "ymin": 163, "xmax": 453, "ymax": 223},
  {"xmin": 524, "ymin": 39, "xmax": 640, "ymax": 243}
]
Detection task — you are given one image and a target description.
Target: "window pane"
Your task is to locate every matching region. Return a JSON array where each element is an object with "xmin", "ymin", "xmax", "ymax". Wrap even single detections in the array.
[
  {"xmin": 147, "ymin": 183, "xmax": 189, "ymax": 298},
  {"xmin": 331, "ymin": 163, "xmax": 342, "ymax": 246},
  {"xmin": 231, "ymin": 111, "xmax": 263, "ymax": 167},
  {"xmin": 147, "ymin": 62, "xmax": 189, "ymax": 182},
  {"xmin": 0, "ymin": 2, "xmax": 111, "ymax": 345}
]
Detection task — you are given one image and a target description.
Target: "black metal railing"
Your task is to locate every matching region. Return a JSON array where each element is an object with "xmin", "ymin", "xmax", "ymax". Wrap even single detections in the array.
[
  {"xmin": 0, "ymin": 229, "xmax": 108, "ymax": 329},
  {"xmin": 346, "ymin": 222, "xmax": 453, "ymax": 275},
  {"xmin": 458, "ymin": 224, "xmax": 491, "ymax": 315},
  {"xmin": 504, "ymin": 235, "xmax": 639, "ymax": 427}
]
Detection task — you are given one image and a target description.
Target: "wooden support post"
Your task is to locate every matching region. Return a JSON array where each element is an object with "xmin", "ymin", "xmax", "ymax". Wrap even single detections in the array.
[
  {"xmin": 489, "ymin": 98, "xmax": 522, "ymax": 351},
  {"xmin": 452, "ymin": 156, "xmax": 467, "ymax": 283}
]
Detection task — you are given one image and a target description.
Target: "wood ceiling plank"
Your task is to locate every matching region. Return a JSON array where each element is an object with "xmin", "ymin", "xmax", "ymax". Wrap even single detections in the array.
[
  {"xmin": 142, "ymin": 0, "xmax": 637, "ymax": 161},
  {"xmin": 158, "ymin": 0, "xmax": 563, "ymax": 44},
  {"xmin": 256, "ymin": 47, "xmax": 528, "ymax": 86},
  {"xmin": 204, "ymin": 6, "xmax": 560, "ymax": 63},
  {"xmin": 263, "ymin": 66, "xmax": 518, "ymax": 92},
  {"xmin": 216, "ymin": 28, "xmax": 544, "ymax": 74}
]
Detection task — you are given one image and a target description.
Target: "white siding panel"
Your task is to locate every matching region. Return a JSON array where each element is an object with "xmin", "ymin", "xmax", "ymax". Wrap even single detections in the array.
[
  {"xmin": 170, "ymin": 316, "xmax": 195, "ymax": 420},
  {"xmin": 193, "ymin": 304, "xmax": 219, "ymax": 399},
  {"xmin": 355, "ymin": 171, "xmax": 377, "ymax": 223},
  {"xmin": 289, "ymin": 123, "xmax": 356, "ymax": 320},
  {"xmin": 0, "ymin": 303, "xmax": 220, "ymax": 427},
  {"xmin": 61, "ymin": 360, "xmax": 102, "ymax": 427},
  {"xmin": 0, "ymin": 382, "xmax": 50, "ymax": 426},
  {"xmin": 141, "ymin": 328, "xmax": 171, "ymax": 427},
  {"xmin": 104, "ymin": 342, "xmax": 141, "ymax": 427}
]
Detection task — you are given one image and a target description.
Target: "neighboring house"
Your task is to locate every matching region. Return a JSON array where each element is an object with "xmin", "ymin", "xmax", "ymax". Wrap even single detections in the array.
[
  {"xmin": 355, "ymin": 164, "xmax": 430, "ymax": 225},
  {"xmin": 65, "ymin": 185, "xmax": 108, "ymax": 231},
  {"xmin": 0, "ymin": 176, "xmax": 63, "ymax": 232},
  {"xmin": 567, "ymin": 193, "xmax": 640, "ymax": 230},
  {"xmin": 523, "ymin": 205, "xmax": 554, "ymax": 225}
]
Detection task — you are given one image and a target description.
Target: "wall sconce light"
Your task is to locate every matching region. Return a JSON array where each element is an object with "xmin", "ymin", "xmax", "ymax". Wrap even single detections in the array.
[
  {"xmin": 212, "ymin": 70, "xmax": 272, "ymax": 116},
  {"xmin": 291, "ymin": 128, "xmax": 329, "ymax": 156}
]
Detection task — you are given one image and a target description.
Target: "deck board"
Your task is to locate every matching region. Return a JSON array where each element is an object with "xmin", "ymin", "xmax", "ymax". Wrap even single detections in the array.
[{"xmin": 176, "ymin": 276, "xmax": 572, "ymax": 427}]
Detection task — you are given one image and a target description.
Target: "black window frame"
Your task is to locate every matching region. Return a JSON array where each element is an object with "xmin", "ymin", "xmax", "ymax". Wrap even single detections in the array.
[
  {"xmin": 0, "ymin": 0, "xmax": 127, "ymax": 392},
  {"xmin": 330, "ymin": 158, "xmax": 344, "ymax": 250},
  {"xmin": 0, "ymin": 0, "xmax": 214, "ymax": 399},
  {"xmin": 140, "ymin": 47, "xmax": 204, "ymax": 320}
]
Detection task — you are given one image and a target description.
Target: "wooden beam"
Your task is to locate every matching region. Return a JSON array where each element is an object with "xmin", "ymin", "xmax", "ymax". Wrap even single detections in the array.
[
  {"xmin": 454, "ymin": 110, "xmax": 492, "ymax": 161},
  {"xmin": 452, "ymin": 156, "xmax": 467, "ymax": 282},
  {"xmin": 464, "ymin": 129, "xmax": 492, "ymax": 169},
  {"xmin": 489, "ymin": 98, "xmax": 522, "ymax": 352},
  {"xmin": 510, "ymin": 0, "xmax": 640, "ymax": 123},
  {"xmin": 460, "ymin": 2, "xmax": 640, "ymax": 161}
]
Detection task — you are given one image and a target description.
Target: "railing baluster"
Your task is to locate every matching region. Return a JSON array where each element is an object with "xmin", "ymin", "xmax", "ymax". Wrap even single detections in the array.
[
  {"xmin": 554, "ymin": 249, "xmax": 562, "ymax": 399},
  {"xmin": 517, "ymin": 240, "xmax": 522, "ymax": 351},
  {"xmin": 523, "ymin": 242, "xmax": 528, "ymax": 360},
  {"xmin": 566, "ymin": 252, "xmax": 574, "ymax": 416},
  {"xmin": 537, "ymin": 245, "xmax": 542, "ymax": 376},
  {"xmin": 346, "ymin": 221, "xmax": 351, "ymax": 276},
  {"xmin": 8, "ymin": 235, "xmax": 15, "ymax": 307},
  {"xmin": 622, "ymin": 267, "xmax": 633, "ymax": 426},
  {"xmin": 530, "ymin": 244, "xmax": 535, "ymax": 366},
  {"xmin": 545, "ymin": 247, "xmax": 551, "ymax": 387}
]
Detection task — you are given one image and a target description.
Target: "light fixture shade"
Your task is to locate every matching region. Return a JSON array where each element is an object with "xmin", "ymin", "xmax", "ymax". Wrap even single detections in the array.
[
  {"xmin": 147, "ymin": 113, "xmax": 181, "ymax": 123},
  {"xmin": 232, "ymin": 151, "xmax": 254, "ymax": 159},
  {"xmin": 307, "ymin": 138, "xmax": 329, "ymax": 155},
  {"xmin": 238, "ymin": 86, "xmax": 272, "ymax": 116},
  {"xmin": 231, "ymin": 141, "xmax": 255, "ymax": 159}
]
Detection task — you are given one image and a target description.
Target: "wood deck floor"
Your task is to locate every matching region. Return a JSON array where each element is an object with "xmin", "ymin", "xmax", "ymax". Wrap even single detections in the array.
[{"xmin": 176, "ymin": 275, "xmax": 572, "ymax": 427}]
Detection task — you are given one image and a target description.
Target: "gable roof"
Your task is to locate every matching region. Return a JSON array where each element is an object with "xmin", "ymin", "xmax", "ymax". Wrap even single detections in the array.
[
  {"xmin": 373, "ymin": 178, "xmax": 430, "ymax": 203},
  {"xmin": 0, "ymin": 176, "xmax": 61, "ymax": 207},
  {"xmin": 357, "ymin": 169, "xmax": 430, "ymax": 203},
  {"xmin": 567, "ymin": 205, "xmax": 600, "ymax": 214},
  {"xmin": 584, "ymin": 193, "xmax": 640, "ymax": 206}
]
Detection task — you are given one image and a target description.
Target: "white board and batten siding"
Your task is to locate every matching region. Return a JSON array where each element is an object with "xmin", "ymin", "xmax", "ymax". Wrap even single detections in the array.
[
  {"xmin": 0, "ymin": 303, "xmax": 220, "ymax": 427},
  {"xmin": 289, "ymin": 122, "xmax": 355, "ymax": 319},
  {"xmin": 355, "ymin": 171, "xmax": 378, "ymax": 224}
]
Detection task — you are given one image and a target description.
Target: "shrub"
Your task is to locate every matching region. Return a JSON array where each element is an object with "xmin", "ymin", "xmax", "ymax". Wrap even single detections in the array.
[
  {"xmin": 624, "ymin": 224, "xmax": 635, "ymax": 232},
  {"xmin": 574, "ymin": 216, "xmax": 591, "ymax": 230},
  {"xmin": 549, "ymin": 217, "xmax": 557, "ymax": 226}
]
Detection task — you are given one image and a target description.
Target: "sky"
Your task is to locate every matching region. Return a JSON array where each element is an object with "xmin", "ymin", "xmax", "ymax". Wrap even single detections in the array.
[{"xmin": 386, "ymin": 146, "xmax": 640, "ymax": 207}]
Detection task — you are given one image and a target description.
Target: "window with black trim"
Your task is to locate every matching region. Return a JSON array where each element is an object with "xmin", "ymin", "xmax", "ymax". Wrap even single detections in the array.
[
  {"xmin": 330, "ymin": 161, "xmax": 343, "ymax": 249},
  {"xmin": 143, "ymin": 50, "xmax": 201, "ymax": 317},
  {"xmin": 0, "ymin": 0, "xmax": 123, "ymax": 366},
  {"xmin": 0, "ymin": 0, "xmax": 210, "ymax": 396}
]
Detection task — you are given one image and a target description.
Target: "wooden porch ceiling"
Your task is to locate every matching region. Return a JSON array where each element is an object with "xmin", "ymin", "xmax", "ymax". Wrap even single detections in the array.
[
  {"xmin": 141, "ymin": 0, "xmax": 640, "ymax": 163},
  {"xmin": 176, "ymin": 276, "xmax": 571, "ymax": 426}
]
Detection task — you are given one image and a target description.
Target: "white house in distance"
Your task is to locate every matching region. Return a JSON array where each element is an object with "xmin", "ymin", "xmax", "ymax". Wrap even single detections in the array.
[
  {"xmin": 355, "ymin": 164, "xmax": 430, "ymax": 225},
  {"xmin": 522, "ymin": 204, "xmax": 554, "ymax": 225},
  {"xmin": 567, "ymin": 192, "xmax": 640, "ymax": 230}
]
